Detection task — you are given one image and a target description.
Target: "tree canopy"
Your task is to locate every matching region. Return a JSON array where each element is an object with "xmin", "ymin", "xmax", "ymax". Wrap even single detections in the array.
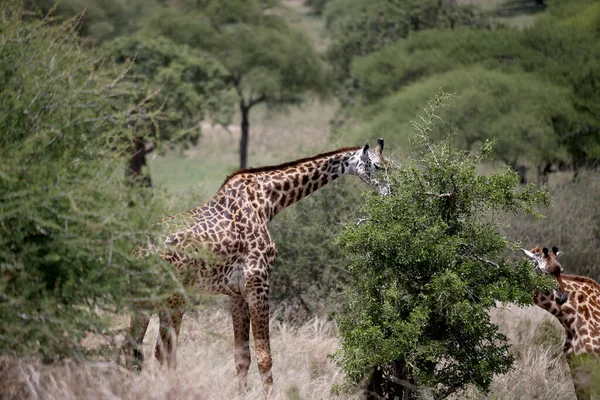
[
  {"xmin": 333, "ymin": 0, "xmax": 600, "ymax": 181},
  {"xmin": 324, "ymin": 0, "xmax": 492, "ymax": 84},
  {"xmin": 143, "ymin": 0, "xmax": 329, "ymax": 168}
]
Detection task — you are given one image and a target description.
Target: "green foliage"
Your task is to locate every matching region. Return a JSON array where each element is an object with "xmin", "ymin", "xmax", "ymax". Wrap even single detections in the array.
[
  {"xmin": 101, "ymin": 34, "xmax": 233, "ymax": 144},
  {"xmin": 335, "ymin": 94, "xmax": 555, "ymax": 397},
  {"xmin": 304, "ymin": 0, "xmax": 329, "ymax": 16},
  {"xmin": 324, "ymin": 0, "xmax": 491, "ymax": 82},
  {"xmin": 0, "ymin": 4, "xmax": 174, "ymax": 361},
  {"xmin": 145, "ymin": 1, "xmax": 330, "ymax": 107},
  {"xmin": 142, "ymin": 0, "xmax": 329, "ymax": 168},
  {"xmin": 24, "ymin": 0, "xmax": 163, "ymax": 44},
  {"xmin": 344, "ymin": 66, "xmax": 575, "ymax": 168},
  {"xmin": 341, "ymin": 0, "xmax": 600, "ymax": 171}
]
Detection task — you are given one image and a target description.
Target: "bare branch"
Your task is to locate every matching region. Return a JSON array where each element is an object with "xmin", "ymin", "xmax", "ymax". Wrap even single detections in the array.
[
  {"xmin": 248, "ymin": 94, "xmax": 266, "ymax": 108},
  {"xmin": 108, "ymin": 54, "xmax": 137, "ymax": 89},
  {"xmin": 424, "ymin": 192, "xmax": 452, "ymax": 198}
]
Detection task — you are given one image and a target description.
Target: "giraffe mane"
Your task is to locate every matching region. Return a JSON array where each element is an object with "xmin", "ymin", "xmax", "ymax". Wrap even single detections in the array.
[
  {"xmin": 562, "ymin": 274, "xmax": 600, "ymax": 292},
  {"xmin": 218, "ymin": 146, "xmax": 361, "ymax": 190}
]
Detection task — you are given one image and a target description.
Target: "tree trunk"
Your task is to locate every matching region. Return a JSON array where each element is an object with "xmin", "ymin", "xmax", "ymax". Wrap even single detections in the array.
[
  {"xmin": 240, "ymin": 104, "xmax": 250, "ymax": 170},
  {"xmin": 537, "ymin": 162, "xmax": 554, "ymax": 186},
  {"xmin": 509, "ymin": 162, "xmax": 527, "ymax": 184},
  {"xmin": 128, "ymin": 137, "xmax": 152, "ymax": 188}
]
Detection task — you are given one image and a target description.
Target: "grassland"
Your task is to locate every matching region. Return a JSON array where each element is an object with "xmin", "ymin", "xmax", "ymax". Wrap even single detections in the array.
[
  {"xmin": 1, "ymin": 303, "xmax": 577, "ymax": 399},
  {"xmin": 0, "ymin": 2, "xmax": 590, "ymax": 399}
]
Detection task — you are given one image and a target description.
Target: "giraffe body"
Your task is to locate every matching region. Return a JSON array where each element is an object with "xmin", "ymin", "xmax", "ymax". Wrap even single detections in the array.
[
  {"xmin": 523, "ymin": 246, "xmax": 600, "ymax": 399},
  {"xmin": 123, "ymin": 140, "xmax": 387, "ymax": 396}
]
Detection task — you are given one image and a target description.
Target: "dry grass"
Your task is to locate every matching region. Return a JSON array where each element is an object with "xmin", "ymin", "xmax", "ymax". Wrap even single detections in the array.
[
  {"xmin": 481, "ymin": 305, "xmax": 575, "ymax": 399},
  {"xmin": 1, "ymin": 303, "xmax": 353, "ymax": 400},
  {"xmin": 1, "ymin": 303, "xmax": 582, "ymax": 400}
]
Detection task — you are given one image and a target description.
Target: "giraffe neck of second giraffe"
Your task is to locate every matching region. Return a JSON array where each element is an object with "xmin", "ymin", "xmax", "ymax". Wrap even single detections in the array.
[
  {"xmin": 259, "ymin": 150, "xmax": 356, "ymax": 220},
  {"xmin": 534, "ymin": 278, "xmax": 583, "ymax": 335}
]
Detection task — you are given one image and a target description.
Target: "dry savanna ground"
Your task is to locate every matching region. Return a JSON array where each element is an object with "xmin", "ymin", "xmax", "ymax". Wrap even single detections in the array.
[{"xmin": 0, "ymin": 303, "xmax": 578, "ymax": 399}]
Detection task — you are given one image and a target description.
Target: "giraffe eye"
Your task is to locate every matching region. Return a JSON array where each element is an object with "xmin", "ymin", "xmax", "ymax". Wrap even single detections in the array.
[{"xmin": 374, "ymin": 164, "xmax": 381, "ymax": 170}]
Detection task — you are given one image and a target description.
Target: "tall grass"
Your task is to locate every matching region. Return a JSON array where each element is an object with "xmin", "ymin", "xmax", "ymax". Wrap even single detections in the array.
[{"xmin": 1, "ymin": 304, "xmax": 581, "ymax": 400}]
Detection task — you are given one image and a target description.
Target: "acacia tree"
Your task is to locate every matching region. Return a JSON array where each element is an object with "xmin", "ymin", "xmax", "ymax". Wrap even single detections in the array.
[
  {"xmin": 144, "ymin": 0, "xmax": 329, "ymax": 169},
  {"xmin": 335, "ymin": 94, "xmax": 555, "ymax": 398}
]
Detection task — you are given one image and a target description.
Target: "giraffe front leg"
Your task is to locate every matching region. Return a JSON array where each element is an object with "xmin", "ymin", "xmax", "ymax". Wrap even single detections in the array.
[
  {"xmin": 248, "ymin": 285, "xmax": 273, "ymax": 397},
  {"xmin": 123, "ymin": 311, "xmax": 151, "ymax": 371},
  {"xmin": 230, "ymin": 294, "xmax": 251, "ymax": 393}
]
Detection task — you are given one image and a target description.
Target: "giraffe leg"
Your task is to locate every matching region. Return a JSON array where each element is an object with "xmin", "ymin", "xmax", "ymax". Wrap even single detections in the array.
[
  {"xmin": 155, "ymin": 297, "xmax": 185, "ymax": 369},
  {"xmin": 230, "ymin": 294, "xmax": 251, "ymax": 393},
  {"xmin": 248, "ymin": 286, "xmax": 273, "ymax": 397},
  {"xmin": 123, "ymin": 311, "xmax": 151, "ymax": 371}
]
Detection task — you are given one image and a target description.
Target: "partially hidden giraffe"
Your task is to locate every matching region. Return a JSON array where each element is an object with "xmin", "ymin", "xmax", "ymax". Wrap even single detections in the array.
[
  {"xmin": 122, "ymin": 139, "xmax": 388, "ymax": 396},
  {"xmin": 522, "ymin": 246, "xmax": 600, "ymax": 399}
]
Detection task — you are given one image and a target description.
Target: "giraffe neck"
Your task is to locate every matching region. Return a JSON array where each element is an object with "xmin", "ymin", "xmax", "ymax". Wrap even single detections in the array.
[
  {"xmin": 534, "ymin": 277, "xmax": 579, "ymax": 325},
  {"xmin": 250, "ymin": 147, "xmax": 361, "ymax": 220}
]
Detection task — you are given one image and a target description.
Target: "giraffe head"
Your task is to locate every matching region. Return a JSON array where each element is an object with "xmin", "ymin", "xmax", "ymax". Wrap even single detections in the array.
[
  {"xmin": 351, "ymin": 138, "xmax": 390, "ymax": 195},
  {"xmin": 521, "ymin": 246, "xmax": 564, "ymax": 275}
]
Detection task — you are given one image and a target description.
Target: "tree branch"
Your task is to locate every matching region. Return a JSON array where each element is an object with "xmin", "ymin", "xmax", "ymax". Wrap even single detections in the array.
[
  {"xmin": 248, "ymin": 94, "xmax": 266, "ymax": 109},
  {"xmin": 473, "ymin": 255, "xmax": 499, "ymax": 268},
  {"xmin": 424, "ymin": 192, "xmax": 452, "ymax": 198}
]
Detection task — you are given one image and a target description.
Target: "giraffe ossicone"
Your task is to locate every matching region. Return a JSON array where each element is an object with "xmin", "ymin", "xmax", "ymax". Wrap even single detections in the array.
[
  {"xmin": 122, "ymin": 139, "xmax": 388, "ymax": 397},
  {"xmin": 522, "ymin": 246, "xmax": 600, "ymax": 399}
]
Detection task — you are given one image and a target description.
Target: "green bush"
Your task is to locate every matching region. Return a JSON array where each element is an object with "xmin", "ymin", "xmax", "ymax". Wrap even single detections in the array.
[
  {"xmin": 0, "ymin": 4, "xmax": 174, "ymax": 361},
  {"xmin": 334, "ymin": 93, "xmax": 555, "ymax": 398}
]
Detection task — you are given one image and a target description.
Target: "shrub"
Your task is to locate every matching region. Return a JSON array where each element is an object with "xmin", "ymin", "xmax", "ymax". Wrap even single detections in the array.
[
  {"xmin": 334, "ymin": 93, "xmax": 555, "ymax": 398},
  {"xmin": 0, "ymin": 3, "xmax": 173, "ymax": 361}
]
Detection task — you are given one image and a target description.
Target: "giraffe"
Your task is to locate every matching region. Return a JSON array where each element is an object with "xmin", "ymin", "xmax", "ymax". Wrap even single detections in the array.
[
  {"xmin": 521, "ymin": 246, "xmax": 600, "ymax": 399},
  {"xmin": 122, "ymin": 139, "xmax": 388, "ymax": 396}
]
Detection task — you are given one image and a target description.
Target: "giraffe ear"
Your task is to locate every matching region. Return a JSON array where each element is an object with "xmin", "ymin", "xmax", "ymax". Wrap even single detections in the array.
[
  {"xmin": 376, "ymin": 138, "xmax": 384, "ymax": 155},
  {"xmin": 363, "ymin": 141, "xmax": 370, "ymax": 154}
]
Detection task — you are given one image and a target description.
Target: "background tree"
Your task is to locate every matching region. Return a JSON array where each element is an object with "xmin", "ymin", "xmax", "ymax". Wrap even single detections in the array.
[
  {"xmin": 323, "ymin": 0, "xmax": 491, "ymax": 100},
  {"xmin": 101, "ymin": 35, "xmax": 231, "ymax": 186},
  {"xmin": 333, "ymin": 0, "xmax": 600, "ymax": 181},
  {"xmin": 144, "ymin": 0, "xmax": 330, "ymax": 168},
  {"xmin": 0, "ymin": 3, "xmax": 178, "ymax": 361},
  {"xmin": 335, "ymin": 94, "xmax": 555, "ymax": 397},
  {"xmin": 23, "ymin": 0, "xmax": 163, "ymax": 44}
]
